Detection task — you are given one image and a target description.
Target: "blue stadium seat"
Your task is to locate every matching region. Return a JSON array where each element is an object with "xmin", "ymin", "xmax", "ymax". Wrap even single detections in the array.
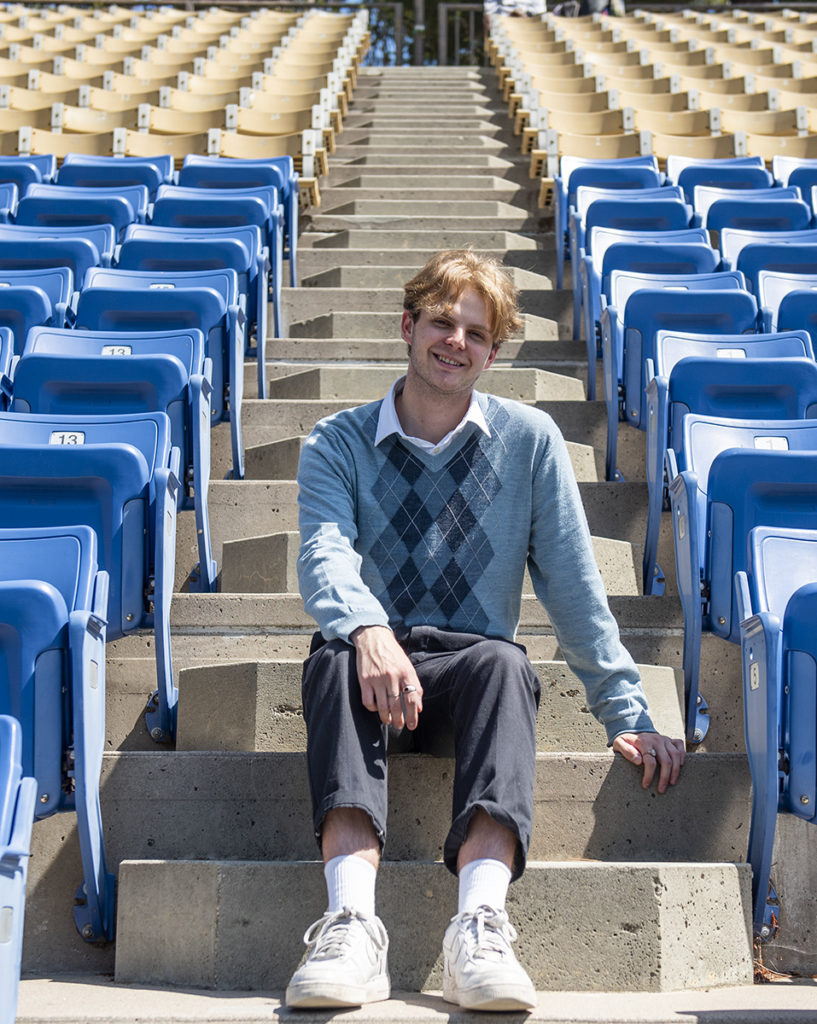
[
  {"xmin": 554, "ymin": 156, "xmax": 662, "ymax": 289},
  {"xmin": 0, "ymin": 156, "xmax": 54, "ymax": 192},
  {"xmin": 22, "ymin": 182, "xmax": 149, "ymax": 223},
  {"xmin": 0, "ymin": 285, "xmax": 59, "ymax": 356},
  {"xmin": 643, "ymin": 332, "xmax": 817, "ymax": 596},
  {"xmin": 665, "ymin": 154, "xmax": 768, "ymax": 201},
  {"xmin": 670, "ymin": 421, "xmax": 817, "ymax": 741},
  {"xmin": 0, "ymin": 223, "xmax": 115, "ymax": 267},
  {"xmin": 693, "ymin": 185, "xmax": 802, "ymax": 224},
  {"xmin": 569, "ymin": 184, "xmax": 687, "ymax": 340},
  {"xmin": 0, "ymin": 327, "xmax": 12, "ymax": 410},
  {"xmin": 734, "ymin": 243, "xmax": 817, "ymax": 294},
  {"xmin": 56, "ymin": 155, "xmax": 171, "ymax": 202},
  {"xmin": 735, "ymin": 525, "xmax": 817, "ymax": 938},
  {"xmin": 15, "ymin": 191, "xmax": 141, "ymax": 242},
  {"xmin": 600, "ymin": 271, "xmax": 757, "ymax": 480},
  {"xmin": 579, "ymin": 231, "xmax": 715, "ymax": 401},
  {"xmin": 61, "ymin": 151, "xmax": 173, "ymax": 185},
  {"xmin": 772, "ymin": 154, "xmax": 817, "ymax": 191},
  {"xmin": 706, "ymin": 197, "xmax": 813, "ymax": 235},
  {"xmin": 0, "ymin": 411, "xmax": 181, "ymax": 742},
  {"xmin": 117, "ymin": 229, "xmax": 270, "ymax": 398},
  {"xmin": 0, "ymin": 238, "xmax": 100, "ymax": 290},
  {"xmin": 179, "ymin": 154, "xmax": 299, "ymax": 287},
  {"xmin": 0, "ymin": 182, "xmax": 17, "ymax": 222},
  {"xmin": 0, "ymin": 523, "xmax": 113, "ymax": 942},
  {"xmin": 0, "ymin": 714, "xmax": 36, "ymax": 1024},
  {"xmin": 151, "ymin": 187, "xmax": 283, "ymax": 339},
  {"xmin": 0, "ymin": 266, "xmax": 74, "ymax": 329},
  {"xmin": 758, "ymin": 269, "xmax": 817, "ymax": 347},
  {"xmin": 14, "ymin": 324, "xmax": 216, "ymax": 592},
  {"xmin": 75, "ymin": 267, "xmax": 246, "ymax": 479}
]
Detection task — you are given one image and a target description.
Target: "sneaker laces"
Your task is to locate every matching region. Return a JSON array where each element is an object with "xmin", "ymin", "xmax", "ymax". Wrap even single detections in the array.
[
  {"xmin": 302, "ymin": 908, "xmax": 388, "ymax": 962},
  {"xmin": 453, "ymin": 905, "xmax": 518, "ymax": 962}
]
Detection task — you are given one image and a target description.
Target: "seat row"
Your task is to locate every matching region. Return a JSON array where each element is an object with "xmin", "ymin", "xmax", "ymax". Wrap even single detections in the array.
[
  {"xmin": 555, "ymin": 150, "xmax": 817, "ymax": 958},
  {"xmin": 0, "ymin": 144, "xmax": 310, "ymax": 1024}
]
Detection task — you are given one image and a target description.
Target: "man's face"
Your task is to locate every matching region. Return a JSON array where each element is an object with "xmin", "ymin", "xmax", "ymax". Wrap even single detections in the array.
[{"xmin": 400, "ymin": 286, "xmax": 498, "ymax": 399}]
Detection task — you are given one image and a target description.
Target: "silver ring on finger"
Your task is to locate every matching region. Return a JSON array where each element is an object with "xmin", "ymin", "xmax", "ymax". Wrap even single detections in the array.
[
  {"xmin": 402, "ymin": 685, "xmax": 417, "ymax": 694},
  {"xmin": 647, "ymin": 748, "xmax": 657, "ymax": 757},
  {"xmin": 389, "ymin": 693, "xmax": 401, "ymax": 702}
]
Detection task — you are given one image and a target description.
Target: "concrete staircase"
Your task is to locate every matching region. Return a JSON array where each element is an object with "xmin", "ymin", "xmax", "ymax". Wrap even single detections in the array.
[{"xmin": 16, "ymin": 65, "xmax": 817, "ymax": 1022}]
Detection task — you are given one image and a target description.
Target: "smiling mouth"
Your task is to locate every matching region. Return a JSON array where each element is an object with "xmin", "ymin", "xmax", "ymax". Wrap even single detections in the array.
[{"xmin": 434, "ymin": 353, "xmax": 464, "ymax": 368}]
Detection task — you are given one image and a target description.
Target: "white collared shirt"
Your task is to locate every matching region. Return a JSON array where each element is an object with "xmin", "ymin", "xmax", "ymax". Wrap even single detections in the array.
[{"xmin": 374, "ymin": 376, "xmax": 491, "ymax": 455}]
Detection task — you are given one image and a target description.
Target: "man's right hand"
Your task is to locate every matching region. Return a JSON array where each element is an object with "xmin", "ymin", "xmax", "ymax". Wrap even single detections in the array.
[{"xmin": 350, "ymin": 625, "xmax": 424, "ymax": 730}]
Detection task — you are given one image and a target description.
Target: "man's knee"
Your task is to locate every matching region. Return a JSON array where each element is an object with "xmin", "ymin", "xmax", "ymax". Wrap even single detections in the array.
[{"xmin": 469, "ymin": 639, "xmax": 540, "ymax": 704}]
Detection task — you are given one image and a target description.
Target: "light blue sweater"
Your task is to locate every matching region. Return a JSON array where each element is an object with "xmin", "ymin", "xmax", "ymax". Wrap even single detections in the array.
[{"xmin": 297, "ymin": 390, "xmax": 655, "ymax": 743}]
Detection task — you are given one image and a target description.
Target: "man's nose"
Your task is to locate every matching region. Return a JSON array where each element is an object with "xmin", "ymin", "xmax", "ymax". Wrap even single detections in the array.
[{"xmin": 445, "ymin": 325, "xmax": 466, "ymax": 347}]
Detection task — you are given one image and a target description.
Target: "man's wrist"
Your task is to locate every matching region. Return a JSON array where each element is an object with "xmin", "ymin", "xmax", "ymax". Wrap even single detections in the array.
[{"xmin": 350, "ymin": 624, "xmax": 392, "ymax": 647}]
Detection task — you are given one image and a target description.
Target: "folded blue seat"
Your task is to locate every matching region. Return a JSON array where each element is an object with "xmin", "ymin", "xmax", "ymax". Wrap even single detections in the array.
[
  {"xmin": 670, "ymin": 422, "xmax": 817, "ymax": 741},
  {"xmin": 0, "ymin": 411, "xmax": 180, "ymax": 742},
  {"xmin": 0, "ymin": 713, "xmax": 36, "ymax": 1024},
  {"xmin": 0, "ymin": 523, "xmax": 112, "ymax": 943},
  {"xmin": 14, "ymin": 325, "xmax": 216, "ymax": 592},
  {"xmin": 0, "ymin": 223, "xmax": 115, "ymax": 267}
]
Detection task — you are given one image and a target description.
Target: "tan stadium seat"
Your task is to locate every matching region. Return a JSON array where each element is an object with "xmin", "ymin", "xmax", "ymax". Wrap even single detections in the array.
[
  {"xmin": 745, "ymin": 132, "xmax": 817, "ymax": 163},
  {"xmin": 755, "ymin": 73, "xmax": 817, "ymax": 93},
  {"xmin": 649, "ymin": 131, "xmax": 746, "ymax": 165},
  {"xmin": 136, "ymin": 105, "xmax": 225, "ymax": 135},
  {"xmin": 529, "ymin": 128, "xmax": 651, "ymax": 179},
  {"xmin": 229, "ymin": 107, "xmax": 334, "ymax": 154},
  {"xmin": 80, "ymin": 86, "xmax": 162, "ymax": 113},
  {"xmin": 114, "ymin": 127, "xmax": 212, "ymax": 164},
  {"xmin": 55, "ymin": 104, "xmax": 138, "ymax": 133},
  {"xmin": 0, "ymin": 107, "xmax": 52, "ymax": 131},
  {"xmin": 100, "ymin": 73, "xmax": 173, "ymax": 99},
  {"xmin": 18, "ymin": 127, "xmax": 117, "ymax": 158},
  {"xmin": 158, "ymin": 88, "xmax": 239, "ymax": 113},
  {"xmin": 75, "ymin": 44, "xmax": 145, "ymax": 66},
  {"xmin": 633, "ymin": 108, "xmax": 721, "ymax": 137},
  {"xmin": 616, "ymin": 90, "xmax": 698, "ymax": 112},
  {"xmin": 694, "ymin": 89, "xmax": 778, "ymax": 112},
  {"xmin": 721, "ymin": 106, "xmax": 808, "ymax": 136},
  {"xmin": 0, "ymin": 85, "xmax": 82, "ymax": 111},
  {"xmin": 677, "ymin": 73, "xmax": 756, "ymax": 95}
]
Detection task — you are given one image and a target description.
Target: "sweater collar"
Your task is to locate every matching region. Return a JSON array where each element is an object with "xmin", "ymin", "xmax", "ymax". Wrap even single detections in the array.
[{"xmin": 375, "ymin": 376, "xmax": 491, "ymax": 453}]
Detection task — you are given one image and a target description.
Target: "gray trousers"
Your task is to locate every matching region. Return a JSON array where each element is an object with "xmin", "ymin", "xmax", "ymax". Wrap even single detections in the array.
[{"xmin": 301, "ymin": 626, "xmax": 540, "ymax": 879}]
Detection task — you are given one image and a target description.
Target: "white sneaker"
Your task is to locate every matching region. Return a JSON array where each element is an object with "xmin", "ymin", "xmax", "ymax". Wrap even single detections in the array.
[
  {"xmin": 442, "ymin": 905, "xmax": 537, "ymax": 1012},
  {"xmin": 285, "ymin": 907, "xmax": 391, "ymax": 1008}
]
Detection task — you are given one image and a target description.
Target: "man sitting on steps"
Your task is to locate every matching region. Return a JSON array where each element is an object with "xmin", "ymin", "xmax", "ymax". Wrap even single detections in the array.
[{"xmin": 286, "ymin": 248, "xmax": 686, "ymax": 1012}]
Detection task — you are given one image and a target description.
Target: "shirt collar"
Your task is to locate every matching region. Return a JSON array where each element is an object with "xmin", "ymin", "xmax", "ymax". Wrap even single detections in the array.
[{"xmin": 375, "ymin": 376, "xmax": 490, "ymax": 452}]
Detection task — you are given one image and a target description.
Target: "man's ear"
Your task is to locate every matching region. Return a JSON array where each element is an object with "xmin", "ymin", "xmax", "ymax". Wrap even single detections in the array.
[
  {"xmin": 400, "ymin": 310, "xmax": 414, "ymax": 347},
  {"xmin": 484, "ymin": 344, "xmax": 500, "ymax": 371}
]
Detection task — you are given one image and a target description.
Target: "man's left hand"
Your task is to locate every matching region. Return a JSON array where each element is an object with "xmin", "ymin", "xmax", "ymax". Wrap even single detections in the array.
[{"xmin": 612, "ymin": 732, "xmax": 686, "ymax": 794}]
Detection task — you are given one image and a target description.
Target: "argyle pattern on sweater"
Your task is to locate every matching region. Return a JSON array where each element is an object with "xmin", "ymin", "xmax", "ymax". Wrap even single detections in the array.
[{"xmin": 369, "ymin": 417, "xmax": 507, "ymax": 633}]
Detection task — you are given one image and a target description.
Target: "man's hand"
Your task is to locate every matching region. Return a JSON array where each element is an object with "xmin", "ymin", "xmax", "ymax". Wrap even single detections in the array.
[
  {"xmin": 612, "ymin": 732, "xmax": 686, "ymax": 794},
  {"xmin": 350, "ymin": 625, "xmax": 424, "ymax": 731}
]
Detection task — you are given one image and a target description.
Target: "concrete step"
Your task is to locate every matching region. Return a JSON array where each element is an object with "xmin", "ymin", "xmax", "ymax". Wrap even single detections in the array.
[
  {"xmin": 306, "ymin": 213, "xmax": 538, "ymax": 233},
  {"xmin": 332, "ymin": 153, "xmax": 525, "ymax": 168},
  {"xmin": 284, "ymin": 308, "xmax": 570, "ymax": 340},
  {"xmin": 17, "ymin": 977, "xmax": 817, "ymax": 1024},
  {"xmin": 175, "ymin": 657, "xmax": 681, "ymax": 752},
  {"xmin": 319, "ymin": 183, "xmax": 525, "ymax": 200},
  {"xmin": 22, "ymin": 749, "xmax": 751, "ymax": 972},
  {"xmin": 295, "ymin": 245, "xmax": 556, "ymax": 279},
  {"xmin": 263, "ymin": 365, "xmax": 584, "ymax": 400},
  {"xmin": 113, "ymin": 860, "xmax": 752, "ymax": 992},
  {"xmin": 297, "ymin": 264, "xmax": 549, "ymax": 289},
  {"xmin": 299, "ymin": 229, "xmax": 544, "ymax": 251}
]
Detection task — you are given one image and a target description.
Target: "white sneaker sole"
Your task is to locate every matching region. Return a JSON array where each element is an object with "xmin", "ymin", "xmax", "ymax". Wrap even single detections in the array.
[
  {"xmin": 285, "ymin": 975, "xmax": 391, "ymax": 1009},
  {"xmin": 443, "ymin": 977, "xmax": 537, "ymax": 1012}
]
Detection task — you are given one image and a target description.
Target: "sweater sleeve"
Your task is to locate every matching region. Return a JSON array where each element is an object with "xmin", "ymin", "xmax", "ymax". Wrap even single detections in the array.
[
  {"xmin": 296, "ymin": 419, "xmax": 391, "ymax": 643},
  {"xmin": 526, "ymin": 420, "xmax": 656, "ymax": 744}
]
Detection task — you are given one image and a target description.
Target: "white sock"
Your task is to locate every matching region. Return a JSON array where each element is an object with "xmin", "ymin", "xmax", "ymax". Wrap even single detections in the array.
[
  {"xmin": 324, "ymin": 854, "xmax": 377, "ymax": 917},
  {"xmin": 457, "ymin": 858, "xmax": 512, "ymax": 915}
]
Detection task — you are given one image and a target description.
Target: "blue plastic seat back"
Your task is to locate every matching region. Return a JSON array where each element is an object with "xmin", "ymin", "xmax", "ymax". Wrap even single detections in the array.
[
  {"xmin": 656, "ymin": 328, "xmax": 814, "ymax": 378},
  {"xmin": 676, "ymin": 164, "xmax": 773, "ymax": 204},
  {"xmin": 585, "ymin": 197, "xmax": 693, "ymax": 237},
  {"xmin": 0, "ymin": 155, "xmax": 55, "ymax": 183},
  {"xmin": 0, "ymin": 325, "xmax": 12, "ymax": 408},
  {"xmin": 117, "ymin": 236, "xmax": 252, "ymax": 278},
  {"xmin": 0, "ymin": 412, "xmax": 169, "ymax": 638},
  {"xmin": 23, "ymin": 182, "xmax": 149, "ymax": 221},
  {"xmin": 736, "ymin": 243, "xmax": 817, "ymax": 294},
  {"xmin": 0, "ymin": 223, "xmax": 115, "ymax": 265},
  {"xmin": 562, "ymin": 157, "xmax": 661, "ymax": 208},
  {"xmin": 0, "ymin": 182, "xmax": 18, "ymax": 215},
  {"xmin": 591, "ymin": 226, "xmax": 710, "ymax": 272},
  {"xmin": 667, "ymin": 154, "xmax": 765, "ymax": 192},
  {"xmin": 704, "ymin": 443, "xmax": 817, "ymax": 641},
  {"xmin": 706, "ymin": 198, "xmax": 813, "ymax": 234},
  {"xmin": 721, "ymin": 227, "xmax": 817, "ymax": 266},
  {"xmin": 669, "ymin": 356, "xmax": 817, "ymax": 442},
  {"xmin": 23, "ymin": 325, "xmax": 204, "ymax": 376},
  {"xmin": 0, "ymin": 159, "xmax": 42, "ymax": 192},
  {"xmin": 0, "ymin": 286, "xmax": 54, "ymax": 355},
  {"xmin": 694, "ymin": 185, "xmax": 799, "ymax": 222},
  {"xmin": 0, "ymin": 238, "xmax": 100, "ymax": 289},
  {"xmin": 56, "ymin": 159, "xmax": 165, "ymax": 201},
  {"xmin": 74, "ymin": 285, "xmax": 227, "ymax": 341},
  {"xmin": 758, "ymin": 269, "xmax": 817, "ymax": 315},
  {"xmin": 773, "ymin": 155, "xmax": 817, "ymax": 187},
  {"xmin": 178, "ymin": 157, "xmax": 286, "ymax": 194},
  {"xmin": 601, "ymin": 242, "xmax": 718, "ymax": 289},
  {"xmin": 613, "ymin": 273, "xmax": 758, "ymax": 428},
  {"xmin": 749, "ymin": 526, "xmax": 817, "ymax": 618},
  {"xmin": 156, "ymin": 182, "xmax": 279, "ymax": 218},
  {"xmin": 575, "ymin": 184, "xmax": 681, "ymax": 224},
  {"xmin": 123, "ymin": 222, "xmax": 265, "ymax": 266},
  {"xmin": 15, "ymin": 194, "xmax": 138, "ymax": 242},
  {"xmin": 781, "ymin": 579, "xmax": 817, "ymax": 820},
  {"xmin": 62, "ymin": 151, "xmax": 173, "ymax": 182},
  {"xmin": 83, "ymin": 265, "xmax": 239, "ymax": 309},
  {"xmin": 0, "ymin": 266, "xmax": 73, "ymax": 311},
  {"xmin": 151, "ymin": 192, "xmax": 271, "ymax": 236}
]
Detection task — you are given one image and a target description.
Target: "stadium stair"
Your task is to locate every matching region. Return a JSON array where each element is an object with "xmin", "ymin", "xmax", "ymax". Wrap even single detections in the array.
[{"xmin": 16, "ymin": 64, "xmax": 817, "ymax": 1023}]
